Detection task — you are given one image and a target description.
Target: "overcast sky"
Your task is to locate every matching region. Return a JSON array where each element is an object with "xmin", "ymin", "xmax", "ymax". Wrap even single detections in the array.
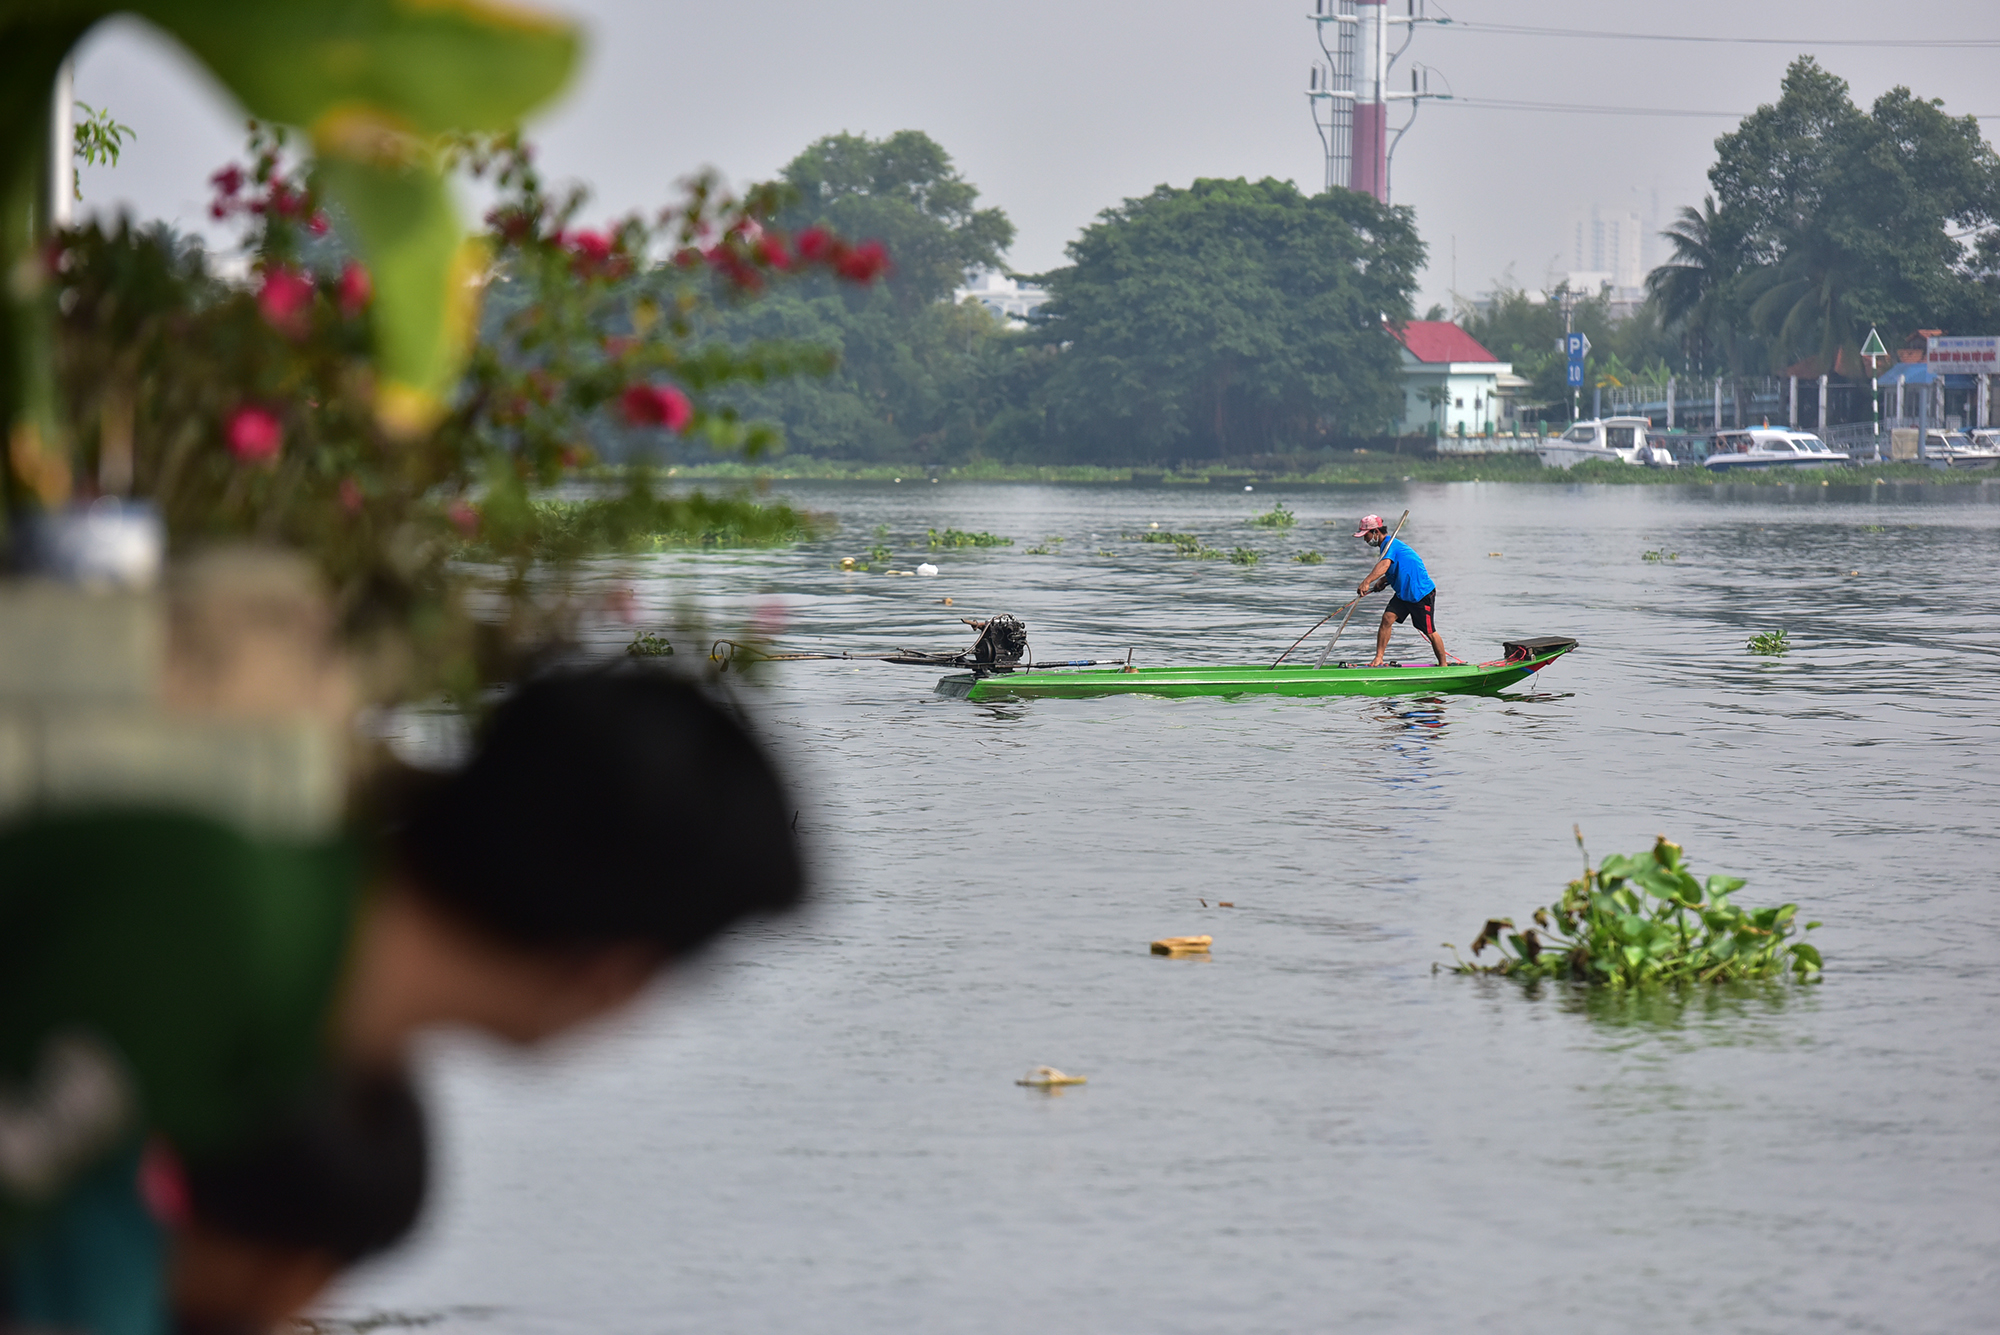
[{"xmin": 72, "ymin": 0, "xmax": 1999, "ymax": 315}]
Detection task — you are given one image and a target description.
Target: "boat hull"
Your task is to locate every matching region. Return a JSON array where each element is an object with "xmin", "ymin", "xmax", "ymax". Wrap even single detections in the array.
[
  {"xmin": 938, "ymin": 642, "xmax": 1576, "ymax": 702},
  {"xmin": 1703, "ymin": 455, "xmax": 1850, "ymax": 472}
]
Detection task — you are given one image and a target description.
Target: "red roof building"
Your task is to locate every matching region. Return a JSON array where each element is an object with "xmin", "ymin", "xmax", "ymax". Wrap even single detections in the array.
[
  {"xmin": 1384, "ymin": 321, "xmax": 1516, "ymax": 436},
  {"xmin": 1389, "ymin": 321, "xmax": 1501, "ymax": 365}
]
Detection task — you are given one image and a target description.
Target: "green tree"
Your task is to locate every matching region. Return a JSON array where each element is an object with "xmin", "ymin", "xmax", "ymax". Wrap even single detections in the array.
[
  {"xmin": 706, "ymin": 130, "xmax": 1032, "ymax": 462},
  {"xmin": 1032, "ymin": 178, "xmax": 1422, "ymax": 459},
  {"xmin": 775, "ymin": 130, "xmax": 1013, "ymax": 306},
  {"xmin": 1673, "ymin": 57, "xmax": 2000, "ymax": 373}
]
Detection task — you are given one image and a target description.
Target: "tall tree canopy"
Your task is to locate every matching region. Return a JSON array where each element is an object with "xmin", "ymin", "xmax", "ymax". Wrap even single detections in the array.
[
  {"xmin": 1652, "ymin": 57, "xmax": 2000, "ymax": 375},
  {"xmin": 774, "ymin": 130, "xmax": 1013, "ymax": 305},
  {"xmin": 1032, "ymin": 178, "xmax": 1423, "ymax": 458},
  {"xmin": 707, "ymin": 130, "xmax": 1029, "ymax": 460}
]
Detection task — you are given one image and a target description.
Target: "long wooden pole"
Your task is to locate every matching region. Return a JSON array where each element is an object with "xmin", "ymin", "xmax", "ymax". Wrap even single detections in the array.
[{"xmin": 1272, "ymin": 509, "xmax": 1408, "ymax": 668}]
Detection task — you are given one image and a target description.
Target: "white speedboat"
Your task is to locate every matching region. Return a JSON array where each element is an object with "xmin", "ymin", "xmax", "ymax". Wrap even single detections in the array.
[
  {"xmin": 1538, "ymin": 417, "xmax": 1655, "ymax": 469},
  {"xmin": 1703, "ymin": 428, "xmax": 1850, "ymax": 472},
  {"xmin": 1921, "ymin": 429, "xmax": 2000, "ymax": 469}
]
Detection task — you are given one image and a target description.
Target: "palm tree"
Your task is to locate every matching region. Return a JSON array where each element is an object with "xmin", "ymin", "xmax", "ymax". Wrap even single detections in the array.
[
  {"xmin": 1741, "ymin": 238, "xmax": 1861, "ymax": 378},
  {"xmin": 1646, "ymin": 196, "xmax": 1744, "ymax": 375}
]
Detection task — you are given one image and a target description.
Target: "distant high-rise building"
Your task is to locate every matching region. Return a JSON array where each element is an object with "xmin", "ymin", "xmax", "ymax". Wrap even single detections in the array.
[{"xmin": 1567, "ymin": 205, "xmax": 1644, "ymax": 292}]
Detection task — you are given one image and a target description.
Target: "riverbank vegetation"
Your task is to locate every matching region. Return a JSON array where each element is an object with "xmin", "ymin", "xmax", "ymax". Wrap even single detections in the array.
[
  {"xmin": 1445, "ymin": 833, "xmax": 1822, "ymax": 986},
  {"xmin": 652, "ymin": 455, "xmax": 1976, "ymax": 487}
]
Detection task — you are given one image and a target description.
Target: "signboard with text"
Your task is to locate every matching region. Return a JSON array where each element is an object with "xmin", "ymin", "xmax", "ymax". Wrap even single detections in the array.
[{"xmin": 1927, "ymin": 335, "xmax": 1999, "ymax": 374}]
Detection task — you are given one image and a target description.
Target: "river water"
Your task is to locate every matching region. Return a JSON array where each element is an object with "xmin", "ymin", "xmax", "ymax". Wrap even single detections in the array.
[{"xmin": 333, "ymin": 480, "xmax": 2000, "ymax": 1335}]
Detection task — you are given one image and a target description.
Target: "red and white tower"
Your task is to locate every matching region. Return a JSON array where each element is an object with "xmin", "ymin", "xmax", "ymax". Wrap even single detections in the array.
[{"xmin": 1307, "ymin": 0, "xmax": 1442, "ymax": 203}]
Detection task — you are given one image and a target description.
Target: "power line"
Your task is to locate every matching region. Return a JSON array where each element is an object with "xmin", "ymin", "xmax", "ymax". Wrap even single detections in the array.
[
  {"xmin": 1441, "ymin": 96, "xmax": 2000, "ymax": 121},
  {"xmin": 1445, "ymin": 97, "xmax": 1745, "ymax": 119},
  {"xmin": 1434, "ymin": 21, "xmax": 2000, "ymax": 50}
]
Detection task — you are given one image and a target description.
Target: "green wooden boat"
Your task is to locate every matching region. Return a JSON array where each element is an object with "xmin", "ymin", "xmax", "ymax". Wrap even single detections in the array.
[{"xmin": 937, "ymin": 637, "xmax": 1577, "ymax": 702}]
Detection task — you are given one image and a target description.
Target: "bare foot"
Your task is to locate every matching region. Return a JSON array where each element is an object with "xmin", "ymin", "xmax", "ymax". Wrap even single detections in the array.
[{"xmin": 1366, "ymin": 657, "xmax": 1386, "ymax": 667}]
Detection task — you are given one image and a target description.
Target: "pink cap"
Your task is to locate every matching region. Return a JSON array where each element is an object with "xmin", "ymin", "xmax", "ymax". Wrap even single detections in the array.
[{"xmin": 1353, "ymin": 514, "xmax": 1387, "ymax": 538}]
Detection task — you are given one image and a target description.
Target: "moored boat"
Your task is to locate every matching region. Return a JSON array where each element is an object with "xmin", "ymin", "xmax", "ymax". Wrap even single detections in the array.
[
  {"xmin": 1702, "ymin": 427, "xmax": 1849, "ymax": 471},
  {"xmin": 938, "ymin": 637, "xmax": 1578, "ymax": 702},
  {"xmin": 1538, "ymin": 417, "xmax": 1654, "ymax": 470},
  {"xmin": 1921, "ymin": 429, "xmax": 2000, "ymax": 470}
]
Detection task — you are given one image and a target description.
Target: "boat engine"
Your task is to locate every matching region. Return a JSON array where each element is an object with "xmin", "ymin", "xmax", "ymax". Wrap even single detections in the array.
[
  {"xmin": 961, "ymin": 615, "xmax": 1028, "ymax": 667},
  {"xmin": 882, "ymin": 614, "xmax": 1030, "ymax": 672}
]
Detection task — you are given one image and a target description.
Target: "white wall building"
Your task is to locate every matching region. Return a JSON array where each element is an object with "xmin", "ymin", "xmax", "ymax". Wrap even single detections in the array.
[
  {"xmin": 954, "ymin": 269, "xmax": 1048, "ymax": 324},
  {"xmin": 1388, "ymin": 322, "xmax": 1515, "ymax": 436}
]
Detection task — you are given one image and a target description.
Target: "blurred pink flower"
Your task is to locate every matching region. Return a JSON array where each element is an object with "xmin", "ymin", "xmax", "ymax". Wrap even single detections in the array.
[
  {"xmin": 447, "ymin": 501, "xmax": 481, "ymax": 537},
  {"xmin": 795, "ymin": 227, "xmax": 832, "ymax": 263},
  {"xmin": 758, "ymin": 233, "xmax": 791, "ymax": 270},
  {"xmin": 225, "ymin": 406, "xmax": 282, "ymax": 464},
  {"xmin": 837, "ymin": 240, "xmax": 889, "ymax": 283},
  {"xmin": 339, "ymin": 477, "xmax": 365, "ymax": 514},
  {"xmin": 257, "ymin": 267, "xmax": 314, "ymax": 336},
  {"xmin": 619, "ymin": 383, "xmax": 693, "ymax": 432},
  {"xmin": 338, "ymin": 262, "xmax": 372, "ymax": 318}
]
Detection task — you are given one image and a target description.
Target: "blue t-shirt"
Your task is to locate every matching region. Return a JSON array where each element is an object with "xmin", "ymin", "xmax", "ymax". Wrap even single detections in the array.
[{"xmin": 1379, "ymin": 537, "xmax": 1436, "ymax": 602}]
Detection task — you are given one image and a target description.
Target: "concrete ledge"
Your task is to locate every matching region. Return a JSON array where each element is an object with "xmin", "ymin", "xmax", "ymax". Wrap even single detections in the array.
[
  {"xmin": 4, "ymin": 708, "xmax": 342, "ymax": 839},
  {"xmin": 0, "ymin": 584, "xmax": 162, "ymax": 706}
]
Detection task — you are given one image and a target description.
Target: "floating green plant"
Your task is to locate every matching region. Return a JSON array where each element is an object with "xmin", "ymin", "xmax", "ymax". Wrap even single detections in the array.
[
  {"xmin": 1294, "ymin": 550, "xmax": 1324, "ymax": 565},
  {"xmin": 1024, "ymin": 535, "xmax": 1066, "ymax": 555},
  {"xmin": 1228, "ymin": 547, "xmax": 1260, "ymax": 565},
  {"xmin": 626, "ymin": 631, "xmax": 674, "ymax": 657},
  {"xmin": 928, "ymin": 527, "xmax": 1011, "ymax": 549},
  {"xmin": 1641, "ymin": 549, "xmax": 1678, "ymax": 562},
  {"xmin": 1136, "ymin": 530, "xmax": 1223, "ymax": 557},
  {"xmin": 1442, "ymin": 831, "xmax": 1821, "ymax": 986},
  {"xmin": 1748, "ymin": 629, "xmax": 1790, "ymax": 655},
  {"xmin": 1251, "ymin": 503, "xmax": 1296, "ymax": 529}
]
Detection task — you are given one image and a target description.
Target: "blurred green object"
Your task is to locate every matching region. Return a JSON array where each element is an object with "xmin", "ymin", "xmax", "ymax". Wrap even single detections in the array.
[{"xmin": 1, "ymin": 0, "xmax": 579, "ymax": 508}]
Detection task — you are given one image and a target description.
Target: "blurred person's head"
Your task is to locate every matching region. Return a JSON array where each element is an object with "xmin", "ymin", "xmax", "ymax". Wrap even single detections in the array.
[
  {"xmin": 165, "ymin": 1069, "xmax": 426, "ymax": 1332},
  {"xmin": 339, "ymin": 667, "xmax": 805, "ymax": 1057}
]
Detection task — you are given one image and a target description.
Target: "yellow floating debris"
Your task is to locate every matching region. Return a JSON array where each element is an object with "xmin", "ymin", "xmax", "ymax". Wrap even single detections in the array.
[
  {"xmin": 1151, "ymin": 935, "xmax": 1213, "ymax": 956},
  {"xmin": 1487, "ymin": 551, "xmax": 1503, "ymax": 558},
  {"xmin": 1016, "ymin": 1066, "xmax": 1087, "ymax": 1088},
  {"xmin": 838, "ymin": 556, "xmax": 858, "ymax": 570},
  {"xmin": 1217, "ymin": 901, "xmax": 1235, "ymax": 908}
]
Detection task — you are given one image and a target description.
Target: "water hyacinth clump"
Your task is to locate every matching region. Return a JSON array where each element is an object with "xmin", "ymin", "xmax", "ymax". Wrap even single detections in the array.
[
  {"xmin": 928, "ymin": 527, "xmax": 1011, "ymax": 549},
  {"xmin": 1293, "ymin": 550, "xmax": 1324, "ymax": 564},
  {"xmin": 1748, "ymin": 629, "xmax": 1790, "ymax": 655},
  {"xmin": 1251, "ymin": 503, "xmax": 1296, "ymax": 529},
  {"xmin": 1444, "ymin": 832, "xmax": 1822, "ymax": 986}
]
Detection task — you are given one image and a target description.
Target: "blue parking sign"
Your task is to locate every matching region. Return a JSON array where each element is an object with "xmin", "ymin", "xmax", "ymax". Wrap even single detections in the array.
[
  {"xmin": 1566, "ymin": 333, "xmax": 1587, "ymax": 359},
  {"xmin": 1566, "ymin": 359, "xmax": 1584, "ymax": 387}
]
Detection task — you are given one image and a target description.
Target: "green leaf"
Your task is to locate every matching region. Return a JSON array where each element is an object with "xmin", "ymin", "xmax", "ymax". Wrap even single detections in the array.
[
  {"xmin": 132, "ymin": 0, "xmax": 578, "ymax": 138},
  {"xmin": 1705, "ymin": 874, "xmax": 1747, "ymax": 897},
  {"xmin": 314, "ymin": 153, "xmax": 475, "ymax": 429}
]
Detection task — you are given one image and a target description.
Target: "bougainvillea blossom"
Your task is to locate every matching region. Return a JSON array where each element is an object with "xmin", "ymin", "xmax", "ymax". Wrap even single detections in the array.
[
  {"xmin": 447, "ymin": 501, "xmax": 481, "ymax": 537},
  {"xmin": 836, "ymin": 240, "xmax": 890, "ymax": 284},
  {"xmin": 619, "ymin": 383, "xmax": 693, "ymax": 432},
  {"xmin": 225, "ymin": 406, "xmax": 283, "ymax": 464},
  {"xmin": 337, "ymin": 262, "xmax": 372, "ymax": 318},
  {"xmin": 795, "ymin": 227, "xmax": 832, "ymax": 263},
  {"xmin": 257, "ymin": 267, "xmax": 314, "ymax": 336}
]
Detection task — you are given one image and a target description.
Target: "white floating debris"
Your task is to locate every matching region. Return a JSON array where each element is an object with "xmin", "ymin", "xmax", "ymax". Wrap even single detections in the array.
[
  {"xmin": 916, "ymin": 562, "xmax": 939, "ymax": 577},
  {"xmin": 1016, "ymin": 1066, "xmax": 1087, "ymax": 1088},
  {"xmin": 1244, "ymin": 485, "xmax": 1254, "ymax": 492}
]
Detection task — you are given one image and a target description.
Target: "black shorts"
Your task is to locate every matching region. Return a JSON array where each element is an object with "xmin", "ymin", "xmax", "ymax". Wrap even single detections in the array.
[{"xmin": 1387, "ymin": 591, "xmax": 1437, "ymax": 635}]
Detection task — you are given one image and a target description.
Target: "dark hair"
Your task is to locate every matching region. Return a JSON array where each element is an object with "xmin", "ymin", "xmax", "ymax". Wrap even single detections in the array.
[
  {"xmin": 185, "ymin": 1071, "xmax": 425, "ymax": 1263},
  {"xmin": 395, "ymin": 667, "xmax": 804, "ymax": 953}
]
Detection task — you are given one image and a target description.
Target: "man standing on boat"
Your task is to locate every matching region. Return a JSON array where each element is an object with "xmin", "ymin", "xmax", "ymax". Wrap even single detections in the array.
[{"xmin": 1354, "ymin": 514, "xmax": 1452, "ymax": 667}]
